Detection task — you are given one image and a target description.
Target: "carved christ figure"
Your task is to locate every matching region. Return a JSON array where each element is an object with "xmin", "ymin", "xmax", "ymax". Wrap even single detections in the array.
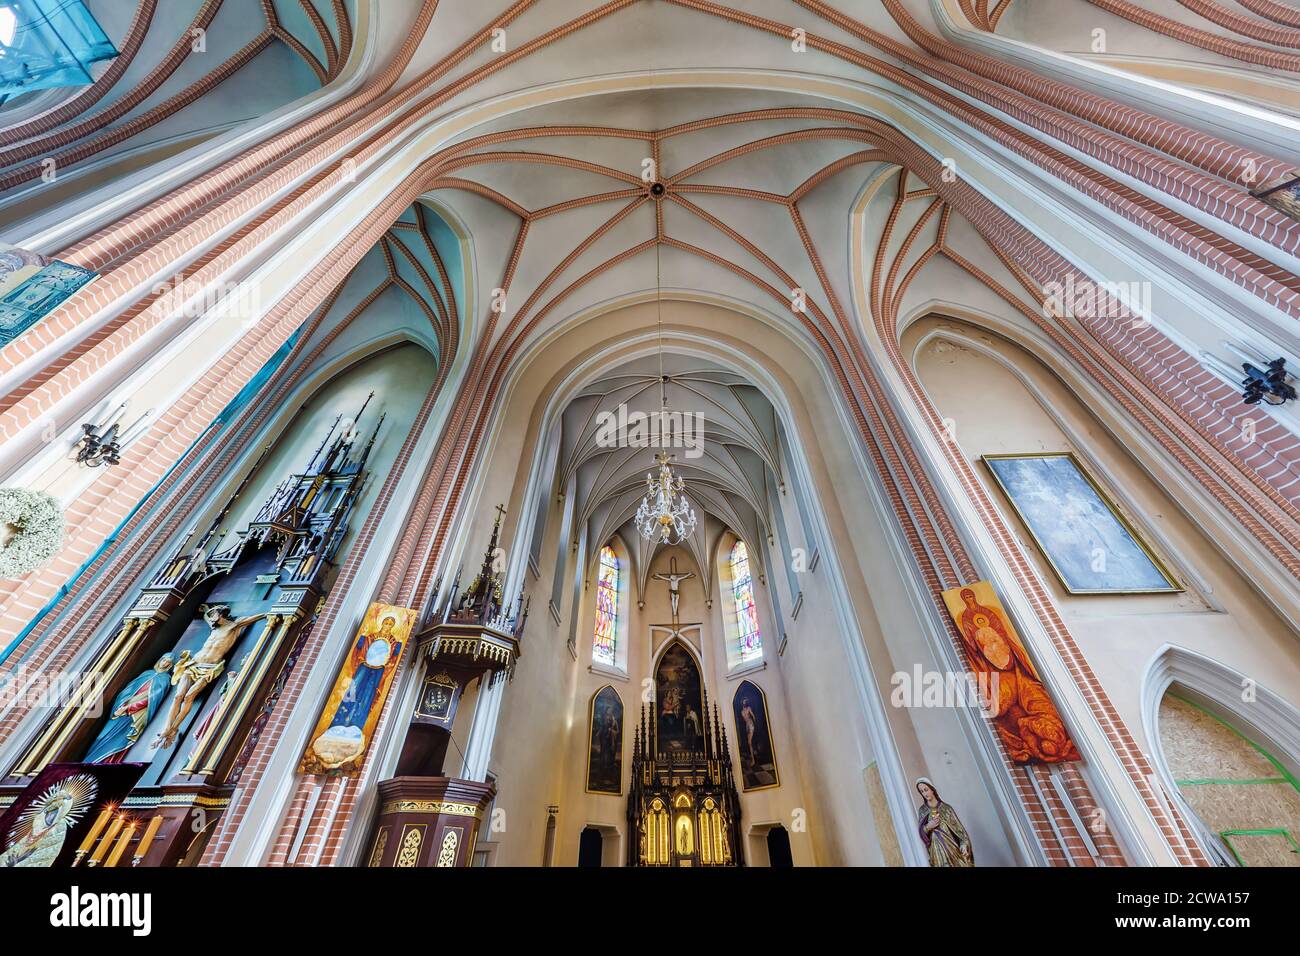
[
  {"xmin": 152, "ymin": 605, "xmax": 270, "ymax": 750},
  {"xmin": 652, "ymin": 559, "xmax": 695, "ymax": 623}
]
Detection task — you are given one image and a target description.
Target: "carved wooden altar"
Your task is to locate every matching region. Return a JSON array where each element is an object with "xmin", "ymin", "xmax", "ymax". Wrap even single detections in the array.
[
  {"xmin": 0, "ymin": 398, "xmax": 383, "ymax": 866},
  {"xmin": 627, "ymin": 696, "xmax": 744, "ymax": 866}
]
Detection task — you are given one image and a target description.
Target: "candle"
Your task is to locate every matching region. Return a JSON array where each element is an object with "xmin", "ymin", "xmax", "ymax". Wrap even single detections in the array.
[
  {"xmin": 105, "ymin": 822, "xmax": 137, "ymax": 868},
  {"xmin": 88, "ymin": 814, "xmax": 124, "ymax": 866},
  {"xmin": 133, "ymin": 815, "xmax": 164, "ymax": 865},
  {"xmin": 76, "ymin": 808, "xmax": 112, "ymax": 856}
]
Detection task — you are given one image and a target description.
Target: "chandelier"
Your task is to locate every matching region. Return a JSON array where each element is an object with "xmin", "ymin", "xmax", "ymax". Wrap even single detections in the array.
[
  {"xmin": 636, "ymin": 452, "xmax": 697, "ymax": 544},
  {"xmin": 635, "ymin": 188, "xmax": 697, "ymax": 545}
]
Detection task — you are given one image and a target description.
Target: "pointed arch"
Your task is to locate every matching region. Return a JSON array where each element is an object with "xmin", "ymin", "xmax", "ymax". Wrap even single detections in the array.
[
  {"xmin": 653, "ymin": 639, "xmax": 706, "ymax": 756},
  {"xmin": 1143, "ymin": 645, "xmax": 1300, "ymax": 865}
]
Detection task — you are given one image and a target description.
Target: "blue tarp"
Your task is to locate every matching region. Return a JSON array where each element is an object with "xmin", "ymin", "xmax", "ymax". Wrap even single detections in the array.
[{"xmin": 0, "ymin": 0, "xmax": 117, "ymax": 100}]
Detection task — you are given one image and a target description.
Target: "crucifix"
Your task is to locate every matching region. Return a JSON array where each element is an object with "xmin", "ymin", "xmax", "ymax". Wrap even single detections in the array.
[{"xmin": 653, "ymin": 556, "xmax": 695, "ymax": 626}]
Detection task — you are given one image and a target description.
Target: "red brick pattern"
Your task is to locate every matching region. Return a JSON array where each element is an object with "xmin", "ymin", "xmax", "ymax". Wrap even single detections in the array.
[
  {"xmin": 1175, "ymin": 0, "xmax": 1300, "ymax": 46},
  {"xmin": 4, "ymin": 0, "xmax": 1291, "ymax": 868},
  {"xmin": 1083, "ymin": 0, "xmax": 1300, "ymax": 70},
  {"xmin": 1236, "ymin": 0, "xmax": 1300, "ymax": 28}
]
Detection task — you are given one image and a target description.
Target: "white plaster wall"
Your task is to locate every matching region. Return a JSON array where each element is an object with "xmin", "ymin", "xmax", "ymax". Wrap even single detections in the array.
[{"xmin": 214, "ymin": 341, "xmax": 438, "ymax": 550}]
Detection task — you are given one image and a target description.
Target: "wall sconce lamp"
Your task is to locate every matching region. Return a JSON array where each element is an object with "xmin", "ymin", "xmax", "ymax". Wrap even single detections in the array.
[{"xmin": 71, "ymin": 401, "xmax": 154, "ymax": 468}]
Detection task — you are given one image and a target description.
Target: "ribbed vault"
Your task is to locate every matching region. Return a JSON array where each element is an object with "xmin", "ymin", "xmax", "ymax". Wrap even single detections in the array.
[{"xmin": 559, "ymin": 352, "xmax": 783, "ymax": 598}]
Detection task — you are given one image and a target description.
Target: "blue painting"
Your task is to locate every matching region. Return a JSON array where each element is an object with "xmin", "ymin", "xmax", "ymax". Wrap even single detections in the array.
[
  {"xmin": 983, "ymin": 454, "xmax": 1178, "ymax": 594},
  {"xmin": 0, "ymin": 260, "xmax": 97, "ymax": 347}
]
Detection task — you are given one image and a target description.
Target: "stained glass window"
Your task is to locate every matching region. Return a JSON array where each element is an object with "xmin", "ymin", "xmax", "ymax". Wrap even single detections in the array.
[
  {"xmin": 730, "ymin": 540, "xmax": 762, "ymax": 662},
  {"xmin": 593, "ymin": 544, "xmax": 619, "ymax": 666}
]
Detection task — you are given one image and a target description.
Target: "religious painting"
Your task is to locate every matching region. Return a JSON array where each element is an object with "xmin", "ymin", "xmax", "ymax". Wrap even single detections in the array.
[
  {"xmin": 914, "ymin": 777, "xmax": 974, "ymax": 867},
  {"xmin": 654, "ymin": 641, "xmax": 705, "ymax": 755},
  {"xmin": 982, "ymin": 453, "xmax": 1179, "ymax": 594},
  {"xmin": 0, "ymin": 254, "xmax": 96, "ymax": 347},
  {"xmin": 941, "ymin": 581, "xmax": 1081, "ymax": 765},
  {"xmin": 732, "ymin": 680, "xmax": 779, "ymax": 790},
  {"xmin": 300, "ymin": 602, "xmax": 416, "ymax": 775},
  {"xmin": 0, "ymin": 763, "xmax": 144, "ymax": 867},
  {"xmin": 586, "ymin": 685, "xmax": 623, "ymax": 794}
]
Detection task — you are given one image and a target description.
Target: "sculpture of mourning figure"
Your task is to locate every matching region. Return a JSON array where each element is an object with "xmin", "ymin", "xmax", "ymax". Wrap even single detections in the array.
[{"xmin": 84, "ymin": 654, "xmax": 175, "ymax": 764}]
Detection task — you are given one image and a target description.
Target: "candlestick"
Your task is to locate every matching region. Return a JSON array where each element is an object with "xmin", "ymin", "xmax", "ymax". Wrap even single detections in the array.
[
  {"xmin": 73, "ymin": 808, "xmax": 112, "ymax": 866},
  {"xmin": 105, "ymin": 822, "xmax": 136, "ymax": 868},
  {"xmin": 132, "ymin": 814, "xmax": 163, "ymax": 866},
  {"xmin": 87, "ymin": 814, "xmax": 124, "ymax": 866}
]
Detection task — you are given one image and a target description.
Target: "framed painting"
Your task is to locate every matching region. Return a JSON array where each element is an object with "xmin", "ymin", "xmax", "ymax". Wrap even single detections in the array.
[
  {"xmin": 0, "ymin": 762, "xmax": 145, "ymax": 867},
  {"xmin": 585, "ymin": 685, "xmax": 623, "ymax": 795},
  {"xmin": 300, "ymin": 602, "xmax": 416, "ymax": 775},
  {"xmin": 733, "ymin": 680, "xmax": 780, "ymax": 791},
  {"xmin": 982, "ymin": 453, "xmax": 1180, "ymax": 595}
]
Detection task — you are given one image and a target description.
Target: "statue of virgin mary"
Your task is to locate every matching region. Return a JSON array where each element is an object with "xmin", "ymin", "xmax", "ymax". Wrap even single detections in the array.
[
  {"xmin": 915, "ymin": 777, "xmax": 974, "ymax": 867},
  {"xmin": 84, "ymin": 655, "xmax": 175, "ymax": 764}
]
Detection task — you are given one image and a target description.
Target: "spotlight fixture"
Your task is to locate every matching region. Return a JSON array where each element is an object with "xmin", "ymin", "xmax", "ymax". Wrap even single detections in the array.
[
  {"xmin": 71, "ymin": 402, "xmax": 154, "ymax": 468},
  {"xmin": 1203, "ymin": 343, "xmax": 1298, "ymax": 409},
  {"xmin": 1241, "ymin": 358, "xmax": 1297, "ymax": 407}
]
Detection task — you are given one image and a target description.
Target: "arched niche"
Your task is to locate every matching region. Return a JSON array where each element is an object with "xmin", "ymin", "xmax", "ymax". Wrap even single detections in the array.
[
  {"xmin": 1143, "ymin": 645, "xmax": 1300, "ymax": 866},
  {"xmin": 906, "ymin": 314, "xmax": 1300, "ymax": 770},
  {"xmin": 46, "ymin": 341, "xmax": 439, "ymax": 787},
  {"xmin": 906, "ymin": 315, "xmax": 1199, "ymax": 609},
  {"xmin": 216, "ymin": 341, "xmax": 438, "ymax": 549}
]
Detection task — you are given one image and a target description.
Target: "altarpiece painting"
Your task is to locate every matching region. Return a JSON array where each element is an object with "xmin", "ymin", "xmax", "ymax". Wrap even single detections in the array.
[{"xmin": 655, "ymin": 641, "xmax": 705, "ymax": 754}]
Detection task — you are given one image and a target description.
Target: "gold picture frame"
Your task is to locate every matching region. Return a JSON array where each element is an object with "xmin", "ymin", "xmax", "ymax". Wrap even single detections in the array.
[
  {"xmin": 981, "ymin": 452, "xmax": 1181, "ymax": 595},
  {"xmin": 733, "ymin": 679, "xmax": 781, "ymax": 791},
  {"xmin": 585, "ymin": 684, "xmax": 623, "ymax": 795}
]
